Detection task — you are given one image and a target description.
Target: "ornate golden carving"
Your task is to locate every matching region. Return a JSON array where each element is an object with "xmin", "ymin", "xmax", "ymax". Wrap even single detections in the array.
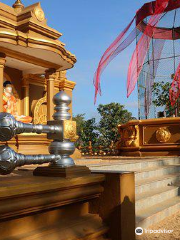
[
  {"xmin": 34, "ymin": 7, "xmax": 45, "ymax": 22},
  {"xmin": 0, "ymin": 1, "xmax": 76, "ymax": 69},
  {"xmin": 0, "ymin": 31, "xmax": 76, "ymax": 67},
  {"xmin": 156, "ymin": 127, "xmax": 171, "ymax": 143},
  {"xmin": 118, "ymin": 125, "xmax": 139, "ymax": 148},
  {"xmin": 63, "ymin": 120, "xmax": 78, "ymax": 141},
  {"xmin": 12, "ymin": 0, "xmax": 24, "ymax": 12},
  {"xmin": 59, "ymin": 79, "xmax": 76, "ymax": 91},
  {"xmin": 60, "ymin": 70, "xmax": 67, "ymax": 79},
  {"xmin": 33, "ymin": 94, "xmax": 47, "ymax": 125}
]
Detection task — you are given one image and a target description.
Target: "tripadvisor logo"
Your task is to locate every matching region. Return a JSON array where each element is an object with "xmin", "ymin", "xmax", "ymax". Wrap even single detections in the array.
[{"xmin": 135, "ymin": 227, "xmax": 143, "ymax": 235}]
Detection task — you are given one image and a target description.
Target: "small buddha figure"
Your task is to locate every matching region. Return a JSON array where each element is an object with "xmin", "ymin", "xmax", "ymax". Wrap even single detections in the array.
[{"xmin": 3, "ymin": 81, "xmax": 32, "ymax": 123}]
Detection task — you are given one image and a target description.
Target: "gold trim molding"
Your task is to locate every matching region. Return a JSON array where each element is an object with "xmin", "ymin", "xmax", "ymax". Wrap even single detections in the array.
[
  {"xmin": 59, "ymin": 79, "xmax": 76, "ymax": 91},
  {"xmin": 0, "ymin": 30, "xmax": 76, "ymax": 66},
  {"xmin": 0, "ymin": 1, "xmax": 76, "ymax": 68}
]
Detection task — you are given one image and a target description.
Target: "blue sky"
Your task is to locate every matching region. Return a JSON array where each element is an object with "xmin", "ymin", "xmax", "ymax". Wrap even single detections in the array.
[{"xmin": 2, "ymin": 0, "xmax": 147, "ymax": 119}]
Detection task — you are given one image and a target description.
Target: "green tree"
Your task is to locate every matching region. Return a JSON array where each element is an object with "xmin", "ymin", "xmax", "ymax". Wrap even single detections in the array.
[
  {"xmin": 73, "ymin": 114, "xmax": 98, "ymax": 147},
  {"xmin": 81, "ymin": 118, "xmax": 99, "ymax": 146},
  {"xmin": 73, "ymin": 103, "xmax": 135, "ymax": 148},
  {"xmin": 72, "ymin": 114, "xmax": 85, "ymax": 136},
  {"xmin": 152, "ymin": 81, "xmax": 176, "ymax": 116},
  {"xmin": 97, "ymin": 103, "xmax": 135, "ymax": 146}
]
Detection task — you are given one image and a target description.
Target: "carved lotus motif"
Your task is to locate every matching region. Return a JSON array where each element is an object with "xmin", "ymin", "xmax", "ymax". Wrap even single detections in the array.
[
  {"xmin": 156, "ymin": 127, "xmax": 171, "ymax": 143},
  {"xmin": 34, "ymin": 7, "xmax": 45, "ymax": 22},
  {"xmin": 63, "ymin": 120, "xmax": 78, "ymax": 141}
]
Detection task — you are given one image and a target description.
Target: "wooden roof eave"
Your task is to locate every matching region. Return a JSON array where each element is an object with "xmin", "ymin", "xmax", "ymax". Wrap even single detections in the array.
[
  {"xmin": 16, "ymin": 18, "xmax": 62, "ymax": 40},
  {"xmin": 0, "ymin": 28, "xmax": 76, "ymax": 69}
]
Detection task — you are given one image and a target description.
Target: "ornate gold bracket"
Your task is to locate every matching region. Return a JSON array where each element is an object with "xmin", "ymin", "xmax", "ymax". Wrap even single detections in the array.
[
  {"xmin": 63, "ymin": 120, "xmax": 78, "ymax": 142},
  {"xmin": 118, "ymin": 125, "xmax": 139, "ymax": 148},
  {"xmin": 33, "ymin": 94, "xmax": 47, "ymax": 125}
]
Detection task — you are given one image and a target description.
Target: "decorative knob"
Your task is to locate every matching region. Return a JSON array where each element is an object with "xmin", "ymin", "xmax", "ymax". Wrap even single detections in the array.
[
  {"xmin": 12, "ymin": 0, "xmax": 24, "ymax": 12},
  {"xmin": 48, "ymin": 91, "xmax": 76, "ymax": 167},
  {"xmin": 0, "ymin": 145, "xmax": 60, "ymax": 175},
  {"xmin": 53, "ymin": 91, "xmax": 71, "ymax": 121},
  {"xmin": 0, "ymin": 113, "xmax": 62, "ymax": 142},
  {"xmin": 0, "ymin": 113, "xmax": 18, "ymax": 141}
]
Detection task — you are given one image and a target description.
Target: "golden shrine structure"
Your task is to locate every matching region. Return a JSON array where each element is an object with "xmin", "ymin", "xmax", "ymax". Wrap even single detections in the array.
[
  {"xmin": 0, "ymin": 0, "xmax": 77, "ymax": 155},
  {"xmin": 117, "ymin": 117, "xmax": 180, "ymax": 157},
  {"xmin": 0, "ymin": 2, "xmax": 134, "ymax": 240}
]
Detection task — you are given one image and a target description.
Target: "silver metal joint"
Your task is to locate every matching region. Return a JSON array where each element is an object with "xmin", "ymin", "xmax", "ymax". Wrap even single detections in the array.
[
  {"xmin": 0, "ymin": 91, "xmax": 76, "ymax": 174},
  {"xmin": 0, "ymin": 145, "xmax": 60, "ymax": 175}
]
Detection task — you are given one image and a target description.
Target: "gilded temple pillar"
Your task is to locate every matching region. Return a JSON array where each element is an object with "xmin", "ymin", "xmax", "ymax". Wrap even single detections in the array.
[
  {"xmin": 0, "ymin": 53, "xmax": 6, "ymax": 112},
  {"xmin": 58, "ymin": 70, "xmax": 76, "ymax": 118},
  {"xmin": 22, "ymin": 75, "xmax": 30, "ymax": 116},
  {"xmin": 46, "ymin": 69, "xmax": 56, "ymax": 120}
]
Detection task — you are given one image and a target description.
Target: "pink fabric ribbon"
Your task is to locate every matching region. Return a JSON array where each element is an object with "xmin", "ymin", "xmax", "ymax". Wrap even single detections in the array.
[{"xmin": 94, "ymin": 0, "xmax": 172, "ymax": 103}]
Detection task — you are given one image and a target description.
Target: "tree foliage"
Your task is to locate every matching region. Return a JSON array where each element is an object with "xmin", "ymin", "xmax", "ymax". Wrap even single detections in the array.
[
  {"xmin": 73, "ymin": 102, "xmax": 135, "ymax": 147},
  {"xmin": 152, "ymin": 81, "xmax": 176, "ymax": 116},
  {"xmin": 97, "ymin": 103, "xmax": 135, "ymax": 146},
  {"xmin": 72, "ymin": 114, "xmax": 85, "ymax": 136},
  {"xmin": 152, "ymin": 81, "xmax": 171, "ymax": 107},
  {"xmin": 73, "ymin": 115, "xmax": 98, "ymax": 147},
  {"xmin": 80, "ymin": 118, "xmax": 99, "ymax": 146}
]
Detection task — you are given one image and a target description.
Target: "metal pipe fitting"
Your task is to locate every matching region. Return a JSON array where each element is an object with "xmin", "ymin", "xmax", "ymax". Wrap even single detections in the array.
[
  {"xmin": 0, "ymin": 90, "xmax": 77, "ymax": 174},
  {"xmin": 0, "ymin": 145, "xmax": 60, "ymax": 175},
  {"xmin": 0, "ymin": 113, "xmax": 62, "ymax": 142}
]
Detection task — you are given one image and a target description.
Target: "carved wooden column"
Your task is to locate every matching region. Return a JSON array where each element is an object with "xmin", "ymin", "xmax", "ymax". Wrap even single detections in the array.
[
  {"xmin": 46, "ymin": 69, "xmax": 56, "ymax": 120},
  {"xmin": 58, "ymin": 70, "xmax": 76, "ymax": 118},
  {"xmin": 22, "ymin": 75, "xmax": 30, "ymax": 116},
  {"xmin": 0, "ymin": 53, "xmax": 6, "ymax": 112}
]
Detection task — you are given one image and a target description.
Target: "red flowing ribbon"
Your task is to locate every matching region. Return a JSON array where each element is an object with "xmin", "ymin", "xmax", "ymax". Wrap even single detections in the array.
[
  {"xmin": 127, "ymin": 0, "xmax": 169, "ymax": 97},
  {"xmin": 93, "ymin": 0, "xmax": 179, "ymax": 104},
  {"xmin": 93, "ymin": 16, "xmax": 136, "ymax": 103}
]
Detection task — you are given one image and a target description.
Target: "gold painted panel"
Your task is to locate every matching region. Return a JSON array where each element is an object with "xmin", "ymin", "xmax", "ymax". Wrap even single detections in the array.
[{"xmin": 143, "ymin": 124, "xmax": 180, "ymax": 145}]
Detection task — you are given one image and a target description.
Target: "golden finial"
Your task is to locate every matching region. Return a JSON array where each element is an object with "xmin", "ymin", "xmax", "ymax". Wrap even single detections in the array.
[{"xmin": 12, "ymin": 0, "xmax": 24, "ymax": 13}]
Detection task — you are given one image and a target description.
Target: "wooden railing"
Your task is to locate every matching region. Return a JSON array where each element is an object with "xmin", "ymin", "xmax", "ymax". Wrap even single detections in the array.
[{"xmin": 78, "ymin": 141, "xmax": 118, "ymax": 156}]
